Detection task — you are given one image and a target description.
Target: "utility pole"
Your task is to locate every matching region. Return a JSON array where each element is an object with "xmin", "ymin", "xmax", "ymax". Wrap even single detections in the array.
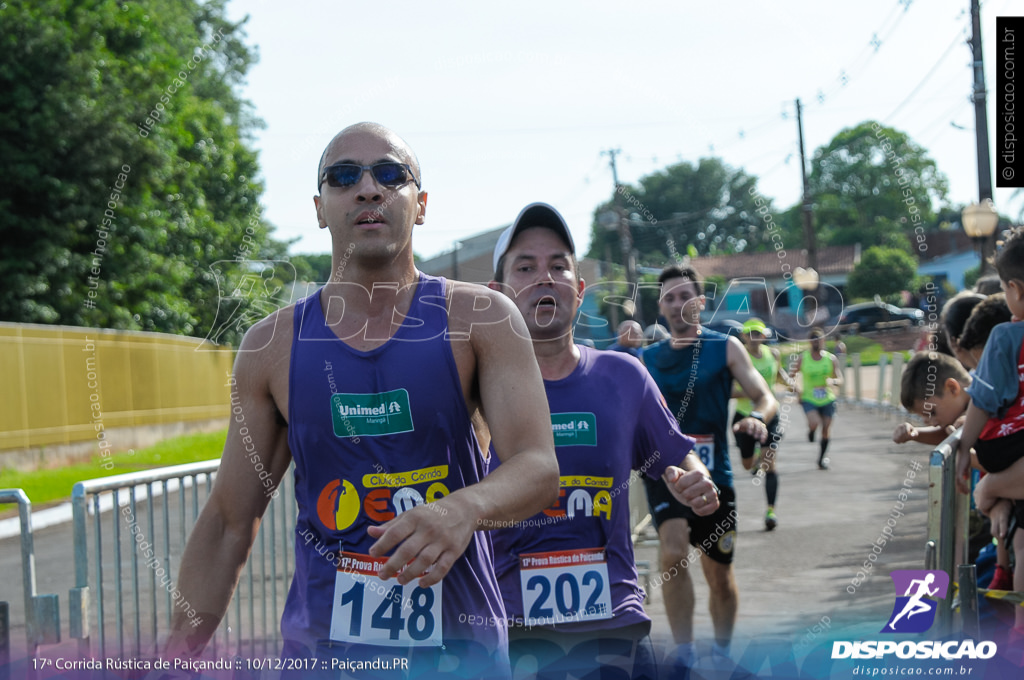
[
  {"xmin": 971, "ymin": 0, "xmax": 993, "ymax": 203},
  {"xmin": 795, "ymin": 99, "xmax": 818, "ymax": 274},
  {"xmin": 970, "ymin": 0, "xmax": 996, "ymax": 275},
  {"xmin": 602, "ymin": 148, "xmax": 640, "ymax": 325},
  {"xmin": 796, "ymin": 98, "xmax": 821, "ymax": 325}
]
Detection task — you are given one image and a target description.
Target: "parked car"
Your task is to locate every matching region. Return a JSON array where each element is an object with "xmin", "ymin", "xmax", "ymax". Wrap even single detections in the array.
[{"xmin": 833, "ymin": 302, "xmax": 924, "ymax": 333}]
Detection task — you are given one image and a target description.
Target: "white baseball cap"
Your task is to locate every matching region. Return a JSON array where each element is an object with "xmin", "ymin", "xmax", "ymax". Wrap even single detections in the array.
[{"xmin": 492, "ymin": 202, "xmax": 575, "ymax": 275}]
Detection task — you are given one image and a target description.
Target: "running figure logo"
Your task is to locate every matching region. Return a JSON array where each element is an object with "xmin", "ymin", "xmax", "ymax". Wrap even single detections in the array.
[{"xmin": 881, "ymin": 570, "xmax": 949, "ymax": 633}]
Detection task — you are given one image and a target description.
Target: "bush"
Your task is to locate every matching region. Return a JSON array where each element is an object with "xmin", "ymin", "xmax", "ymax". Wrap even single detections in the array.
[{"xmin": 846, "ymin": 246, "xmax": 918, "ymax": 300}]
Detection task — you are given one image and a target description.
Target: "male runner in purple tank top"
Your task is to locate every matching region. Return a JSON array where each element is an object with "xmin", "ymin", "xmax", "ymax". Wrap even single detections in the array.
[
  {"xmin": 165, "ymin": 124, "xmax": 559, "ymax": 678},
  {"xmin": 486, "ymin": 203, "xmax": 721, "ymax": 679}
]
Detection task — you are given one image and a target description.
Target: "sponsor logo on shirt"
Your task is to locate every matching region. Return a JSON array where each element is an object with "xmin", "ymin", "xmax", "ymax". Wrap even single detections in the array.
[
  {"xmin": 550, "ymin": 412, "xmax": 597, "ymax": 446},
  {"xmin": 331, "ymin": 389, "xmax": 414, "ymax": 437},
  {"xmin": 316, "ymin": 467, "xmax": 451, "ymax": 531}
]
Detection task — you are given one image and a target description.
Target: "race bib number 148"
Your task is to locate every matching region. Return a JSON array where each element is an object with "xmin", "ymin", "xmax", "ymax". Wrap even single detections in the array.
[{"xmin": 330, "ymin": 551, "xmax": 442, "ymax": 647}]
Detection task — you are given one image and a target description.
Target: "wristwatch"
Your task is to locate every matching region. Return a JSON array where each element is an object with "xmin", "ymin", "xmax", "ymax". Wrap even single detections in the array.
[{"xmin": 749, "ymin": 411, "xmax": 766, "ymax": 423}]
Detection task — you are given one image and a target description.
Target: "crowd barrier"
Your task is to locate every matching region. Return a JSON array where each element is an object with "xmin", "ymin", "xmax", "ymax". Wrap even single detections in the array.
[
  {"xmin": 67, "ymin": 460, "xmax": 296, "ymax": 658},
  {"xmin": 925, "ymin": 429, "xmax": 970, "ymax": 636},
  {"xmin": 0, "ymin": 489, "xmax": 60, "ymax": 663}
]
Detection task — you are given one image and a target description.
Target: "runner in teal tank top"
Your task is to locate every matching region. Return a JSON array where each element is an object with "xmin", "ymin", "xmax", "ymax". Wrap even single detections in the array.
[
  {"xmin": 793, "ymin": 327, "xmax": 843, "ymax": 469},
  {"xmin": 733, "ymin": 318, "xmax": 794, "ymax": 531}
]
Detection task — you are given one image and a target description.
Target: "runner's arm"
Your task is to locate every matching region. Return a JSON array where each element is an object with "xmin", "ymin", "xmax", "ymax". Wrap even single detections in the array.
[
  {"xmin": 828, "ymin": 354, "xmax": 843, "ymax": 387},
  {"xmin": 165, "ymin": 315, "xmax": 293, "ymax": 657},
  {"xmin": 772, "ymin": 348, "xmax": 795, "ymax": 389}
]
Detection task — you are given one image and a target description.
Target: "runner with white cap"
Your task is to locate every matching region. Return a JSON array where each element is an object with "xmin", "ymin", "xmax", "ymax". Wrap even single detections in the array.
[{"xmin": 486, "ymin": 202, "xmax": 719, "ymax": 679}]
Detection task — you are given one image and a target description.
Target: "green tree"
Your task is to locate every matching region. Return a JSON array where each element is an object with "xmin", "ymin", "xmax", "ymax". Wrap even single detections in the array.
[
  {"xmin": 807, "ymin": 121, "xmax": 949, "ymax": 249},
  {"xmin": 0, "ymin": 0, "xmax": 287, "ymax": 344},
  {"xmin": 586, "ymin": 158, "xmax": 773, "ymax": 264},
  {"xmin": 845, "ymin": 246, "xmax": 918, "ymax": 301},
  {"xmin": 289, "ymin": 253, "xmax": 334, "ymax": 283}
]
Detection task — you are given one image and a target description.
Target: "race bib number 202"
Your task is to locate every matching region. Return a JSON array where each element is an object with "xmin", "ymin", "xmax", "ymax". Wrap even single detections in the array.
[
  {"xmin": 519, "ymin": 548, "xmax": 613, "ymax": 627},
  {"xmin": 330, "ymin": 551, "xmax": 442, "ymax": 647}
]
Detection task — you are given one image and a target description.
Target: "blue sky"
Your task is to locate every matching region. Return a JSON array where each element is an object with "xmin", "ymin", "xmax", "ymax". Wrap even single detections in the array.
[{"xmin": 225, "ymin": 0, "xmax": 1023, "ymax": 260}]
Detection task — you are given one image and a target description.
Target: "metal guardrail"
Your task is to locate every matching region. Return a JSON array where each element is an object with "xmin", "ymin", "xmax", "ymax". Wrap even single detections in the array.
[
  {"xmin": 0, "ymin": 490, "xmax": 60, "ymax": 661},
  {"xmin": 926, "ymin": 428, "xmax": 969, "ymax": 636},
  {"xmin": 69, "ymin": 460, "xmax": 296, "ymax": 658},
  {"xmin": 836, "ymin": 351, "xmax": 911, "ymax": 417}
]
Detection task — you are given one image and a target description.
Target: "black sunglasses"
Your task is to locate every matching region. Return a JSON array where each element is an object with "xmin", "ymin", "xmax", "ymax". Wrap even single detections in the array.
[{"xmin": 319, "ymin": 162, "xmax": 421, "ymax": 191}]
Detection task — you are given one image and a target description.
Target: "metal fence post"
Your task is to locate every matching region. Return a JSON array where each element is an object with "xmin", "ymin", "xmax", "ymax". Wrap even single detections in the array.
[
  {"xmin": 852, "ymin": 354, "xmax": 862, "ymax": 404},
  {"xmin": 0, "ymin": 601, "xmax": 8, "ymax": 680},
  {"xmin": 959, "ymin": 564, "xmax": 980, "ymax": 639},
  {"xmin": 0, "ymin": 489, "xmax": 60, "ymax": 661},
  {"xmin": 889, "ymin": 352, "xmax": 904, "ymax": 413},
  {"xmin": 875, "ymin": 354, "xmax": 888, "ymax": 412},
  {"xmin": 926, "ymin": 429, "xmax": 964, "ymax": 637}
]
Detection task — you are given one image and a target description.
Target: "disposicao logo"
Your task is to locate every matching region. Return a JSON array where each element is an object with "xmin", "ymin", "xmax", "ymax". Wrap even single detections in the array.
[
  {"xmin": 830, "ymin": 569, "xmax": 997, "ymax": 661},
  {"xmin": 881, "ymin": 569, "xmax": 948, "ymax": 634}
]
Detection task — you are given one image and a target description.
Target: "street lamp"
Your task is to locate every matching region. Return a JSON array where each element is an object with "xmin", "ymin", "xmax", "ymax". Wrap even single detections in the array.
[
  {"xmin": 793, "ymin": 267, "xmax": 819, "ymax": 291},
  {"xmin": 961, "ymin": 200, "xmax": 999, "ymax": 278}
]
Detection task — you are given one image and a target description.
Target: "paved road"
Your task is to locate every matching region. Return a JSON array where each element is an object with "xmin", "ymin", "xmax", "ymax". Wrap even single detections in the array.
[{"xmin": 2, "ymin": 398, "xmax": 937, "ymax": 677}]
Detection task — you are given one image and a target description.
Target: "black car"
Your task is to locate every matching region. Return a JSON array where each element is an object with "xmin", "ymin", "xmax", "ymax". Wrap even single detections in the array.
[{"xmin": 834, "ymin": 302, "xmax": 924, "ymax": 333}]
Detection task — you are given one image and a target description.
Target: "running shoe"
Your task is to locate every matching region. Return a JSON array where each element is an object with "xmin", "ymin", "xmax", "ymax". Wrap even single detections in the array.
[
  {"xmin": 818, "ymin": 456, "xmax": 830, "ymax": 470},
  {"xmin": 765, "ymin": 508, "xmax": 778, "ymax": 531}
]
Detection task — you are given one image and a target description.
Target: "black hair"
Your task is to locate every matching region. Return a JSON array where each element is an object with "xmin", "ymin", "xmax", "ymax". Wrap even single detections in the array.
[
  {"xmin": 900, "ymin": 351, "xmax": 970, "ymax": 410},
  {"xmin": 940, "ymin": 291, "xmax": 986, "ymax": 346},
  {"xmin": 995, "ymin": 226, "xmax": 1024, "ymax": 284},
  {"xmin": 958, "ymin": 293, "xmax": 1012, "ymax": 351},
  {"xmin": 657, "ymin": 265, "xmax": 703, "ymax": 297}
]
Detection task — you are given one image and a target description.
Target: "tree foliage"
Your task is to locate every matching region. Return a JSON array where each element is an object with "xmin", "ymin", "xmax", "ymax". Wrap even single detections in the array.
[
  {"xmin": 586, "ymin": 158, "xmax": 775, "ymax": 264},
  {"xmin": 807, "ymin": 121, "xmax": 949, "ymax": 249},
  {"xmin": 0, "ymin": 0, "xmax": 287, "ymax": 344},
  {"xmin": 288, "ymin": 253, "xmax": 334, "ymax": 284},
  {"xmin": 845, "ymin": 246, "xmax": 918, "ymax": 301}
]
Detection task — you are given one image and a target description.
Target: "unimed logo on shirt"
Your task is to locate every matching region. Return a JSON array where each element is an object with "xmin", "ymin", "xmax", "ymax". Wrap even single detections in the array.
[
  {"xmin": 331, "ymin": 389, "xmax": 414, "ymax": 437},
  {"xmin": 551, "ymin": 413, "xmax": 597, "ymax": 446}
]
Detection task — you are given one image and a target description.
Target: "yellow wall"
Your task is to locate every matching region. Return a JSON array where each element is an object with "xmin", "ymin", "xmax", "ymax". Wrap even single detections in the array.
[{"xmin": 0, "ymin": 323, "xmax": 234, "ymax": 452}]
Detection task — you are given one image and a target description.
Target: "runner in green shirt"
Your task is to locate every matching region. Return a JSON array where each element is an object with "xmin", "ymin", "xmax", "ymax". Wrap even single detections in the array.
[
  {"xmin": 792, "ymin": 327, "xmax": 843, "ymax": 469},
  {"xmin": 733, "ymin": 319, "xmax": 794, "ymax": 530}
]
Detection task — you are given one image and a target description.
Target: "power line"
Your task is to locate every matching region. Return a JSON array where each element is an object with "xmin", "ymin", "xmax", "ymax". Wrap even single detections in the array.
[{"xmin": 883, "ymin": 28, "xmax": 968, "ymax": 124}]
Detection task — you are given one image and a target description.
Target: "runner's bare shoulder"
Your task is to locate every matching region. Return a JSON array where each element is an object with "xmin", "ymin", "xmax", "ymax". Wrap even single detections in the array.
[
  {"xmin": 231, "ymin": 303, "xmax": 297, "ymax": 403},
  {"xmin": 446, "ymin": 280, "xmax": 525, "ymax": 342}
]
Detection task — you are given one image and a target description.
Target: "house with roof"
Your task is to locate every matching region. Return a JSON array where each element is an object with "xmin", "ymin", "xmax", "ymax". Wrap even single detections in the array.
[{"xmin": 683, "ymin": 245, "xmax": 860, "ymax": 336}]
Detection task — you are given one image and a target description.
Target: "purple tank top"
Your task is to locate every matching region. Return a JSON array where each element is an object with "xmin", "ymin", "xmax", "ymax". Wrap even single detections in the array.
[
  {"xmin": 281, "ymin": 274, "xmax": 507, "ymax": 665},
  {"xmin": 490, "ymin": 346, "xmax": 694, "ymax": 633}
]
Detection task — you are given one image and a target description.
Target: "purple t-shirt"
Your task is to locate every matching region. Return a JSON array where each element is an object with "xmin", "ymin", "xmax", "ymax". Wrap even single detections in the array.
[
  {"xmin": 282, "ymin": 274, "xmax": 507, "ymax": 674},
  {"xmin": 490, "ymin": 346, "xmax": 695, "ymax": 633}
]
